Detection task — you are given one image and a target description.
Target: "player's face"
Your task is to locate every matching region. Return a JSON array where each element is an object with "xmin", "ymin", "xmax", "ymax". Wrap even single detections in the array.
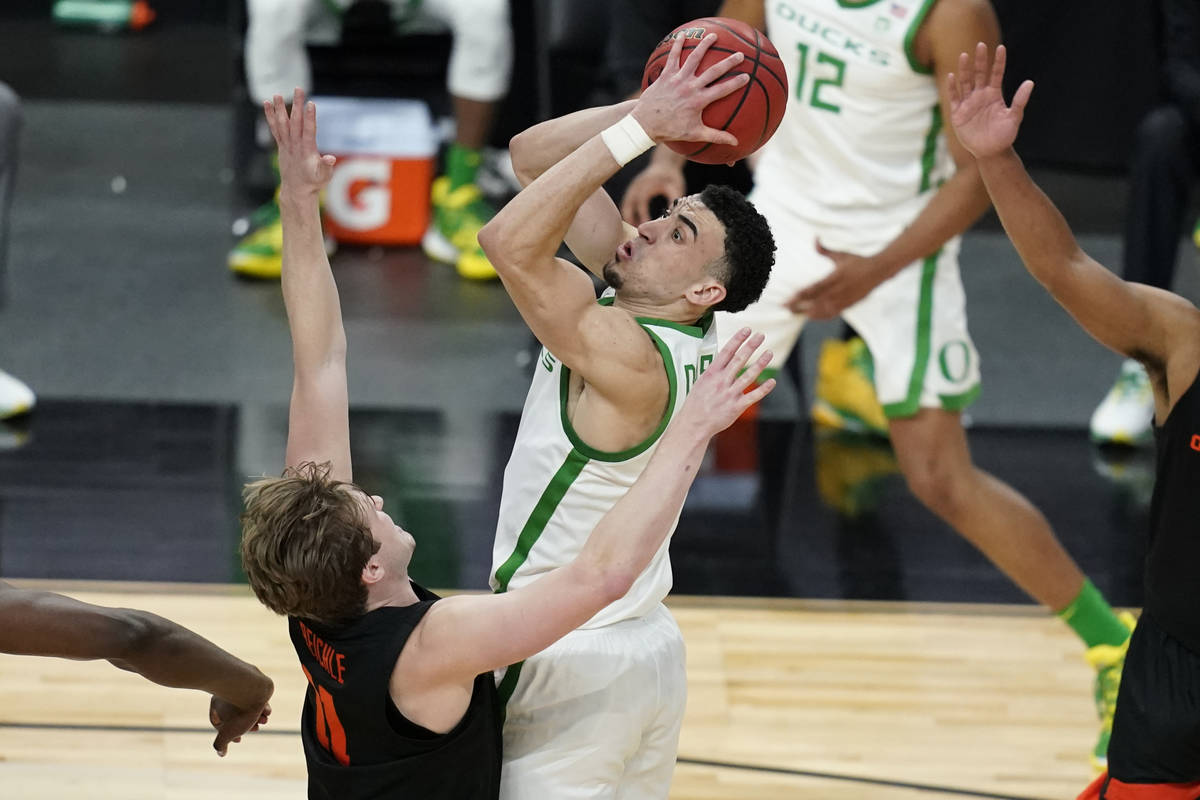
[
  {"xmin": 606, "ymin": 196, "xmax": 726, "ymax": 303},
  {"xmin": 359, "ymin": 491, "xmax": 415, "ymax": 573}
]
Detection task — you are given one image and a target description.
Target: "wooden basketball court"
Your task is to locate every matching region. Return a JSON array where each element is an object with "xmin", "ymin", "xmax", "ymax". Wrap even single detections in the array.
[{"xmin": 0, "ymin": 580, "xmax": 1099, "ymax": 799}]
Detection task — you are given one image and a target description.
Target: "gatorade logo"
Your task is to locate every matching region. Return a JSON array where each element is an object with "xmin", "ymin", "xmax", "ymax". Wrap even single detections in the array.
[
  {"xmin": 1191, "ymin": 434, "xmax": 1200, "ymax": 452},
  {"xmin": 327, "ymin": 158, "xmax": 391, "ymax": 231}
]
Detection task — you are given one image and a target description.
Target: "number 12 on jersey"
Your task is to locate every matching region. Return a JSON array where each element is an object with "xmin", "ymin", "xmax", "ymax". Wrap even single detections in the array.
[{"xmin": 795, "ymin": 43, "xmax": 846, "ymax": 113}]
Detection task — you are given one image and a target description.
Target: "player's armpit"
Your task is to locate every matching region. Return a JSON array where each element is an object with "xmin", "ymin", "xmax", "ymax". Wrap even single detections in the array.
[{"xmin": 562, "ymin": 303, "xmax": 671, "ymax": 410}]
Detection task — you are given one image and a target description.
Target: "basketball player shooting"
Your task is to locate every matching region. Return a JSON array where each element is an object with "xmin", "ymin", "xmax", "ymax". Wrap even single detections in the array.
[
  {"xmin": 237, "ymin": 89, "xmax": 775, "ymax": 799},
  {"xmin": 476, "ymin": 29, "xmax": 777, "ymax": 798},
  {"xmin": 950, "ymin": 43, "xmax": 1200, "ymax": 798}
]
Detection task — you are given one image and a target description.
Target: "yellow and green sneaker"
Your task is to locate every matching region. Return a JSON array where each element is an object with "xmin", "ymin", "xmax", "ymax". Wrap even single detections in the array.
[
  {"xmin": 228, "ymin": 194, "xmax": 336, "ymax": 280},
  {"xmin": 811, "ymin": 337, "xmax": 890, "ymax": 438},
  {"xmin": 1084, "ymin": 611, "xmax": 1137, "ymax": 772},
  {"xmin": 421, "ymin": 176, "xmax": 497, "ymax": 281},
  {"xmin": 228, "ymin": 198, "xmax": 283, "ymax": 279}
]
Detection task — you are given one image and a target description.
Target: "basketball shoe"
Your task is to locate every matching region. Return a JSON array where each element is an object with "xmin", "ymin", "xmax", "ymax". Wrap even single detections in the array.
[
  {"xmin": 0, "ymin": 369, "xmax": 35, "ymax": 419},
  {"xmin": 1090, "ymin": 360, "xmax": 1154, "ymax": 445},
  {"xmin": 1084, "ymin": 611, "xmax": 1137, "ymax": 771},
  {"xmin": 227, "ymin": 193, "xmax": 336, "ymax": 279},
  {"xmin": 422, "ymin": 176, "xmax": 497, "ymax": 281},
  {"xmin": 810, "ymin": 338, "xmax": 889, "ymax": 438},
  {"xmin": 813, "ymin": 428, "xmax": 899, "ymax": 517}
]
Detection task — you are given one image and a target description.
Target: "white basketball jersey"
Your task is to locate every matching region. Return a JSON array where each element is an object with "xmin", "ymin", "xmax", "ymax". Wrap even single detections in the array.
[
  {"xmin": 753, "ymin": 0, "xmax": 952, "ymax": 236},
  {"xmin": 490, "ymin": 299, "xmax": 719, "ymax": 629}
]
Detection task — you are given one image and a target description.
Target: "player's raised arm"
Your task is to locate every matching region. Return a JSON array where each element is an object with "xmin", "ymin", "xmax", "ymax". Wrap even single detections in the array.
[
  {"xmin": 949, "ymin": 43, "xmax": 1200, "ymax": 389},
  {"xmin": 403, "ymin": 329, "xmax": 773, "ymax": 684},
  {"xmin": 263, "ymin": 91, "xmax": 352, "ymax": 479},
  {"xmin": 0, "ymin": 581, "xmax": 274, "ymax": 756},
  {"xmin": 508, "ymin": 100, "xmax": 640, "ymax": 277},
  {"xmin": 478, "ymin": 34, "xmax": 745, "ymax": 377}
]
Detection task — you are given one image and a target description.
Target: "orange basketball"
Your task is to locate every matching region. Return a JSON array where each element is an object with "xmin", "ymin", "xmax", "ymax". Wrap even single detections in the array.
[{"xmin": 641, "ymin": 17, "xmax": 788, "ymax": 164}]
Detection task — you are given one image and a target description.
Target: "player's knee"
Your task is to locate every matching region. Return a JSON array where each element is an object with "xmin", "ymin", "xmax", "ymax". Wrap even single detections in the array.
[
  {"xmin": 246, "ymin": 0, "xmax": 302, "ymax": 23},
  {"xmin": 901, "ymin": 453, "xmax": 970, "ymax": 522},
  {"xmin": 444, "ymin": 0, "xmax": 513, "ymax": 84},
  {"xmin": 1135, "ymin": 106, "xmax": 1189, "ymax": 158},
  {"xmin": 442, "ymin": 0, "xmax": 509, "ymax": 34},
  {"xmin": 0, "ymin": 83, "xmax": 22, "ymax": 141}
]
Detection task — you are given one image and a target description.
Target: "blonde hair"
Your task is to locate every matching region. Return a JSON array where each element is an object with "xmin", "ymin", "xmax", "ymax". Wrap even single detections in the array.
[{"xmin": 240, "ymin": 462, "xmax": 379, "ymax": 626}]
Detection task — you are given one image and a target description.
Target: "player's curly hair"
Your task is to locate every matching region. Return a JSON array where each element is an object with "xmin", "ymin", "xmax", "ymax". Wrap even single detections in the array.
[
  {"xmin": 699, "ymin": 184, "xmax": 775, "ymax": 313},
  {"xmin": 240, "ymin": 461, "xmax": 379, "ymax": 627}
]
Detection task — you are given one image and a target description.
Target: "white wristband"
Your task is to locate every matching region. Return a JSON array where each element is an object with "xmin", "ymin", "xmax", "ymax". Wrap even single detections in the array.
[{"xmin": 600, "ymin": 114, "xmax": 655, "ymax": 167}]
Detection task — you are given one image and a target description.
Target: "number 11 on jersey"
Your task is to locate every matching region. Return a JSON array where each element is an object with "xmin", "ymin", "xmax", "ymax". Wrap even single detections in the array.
[{"xmin": 301, "ymin": 664, "xmax": 350, "ymax": 765}]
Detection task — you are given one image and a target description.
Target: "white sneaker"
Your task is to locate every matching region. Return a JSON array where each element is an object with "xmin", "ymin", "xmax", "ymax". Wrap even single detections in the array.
[
  {"xmin": 1090, "ymin": 360, "xmax": 1153, "ymax": 445},
  {"xmin": 0, "ymin": 369, "xmax": 34, "ymax": 419}
]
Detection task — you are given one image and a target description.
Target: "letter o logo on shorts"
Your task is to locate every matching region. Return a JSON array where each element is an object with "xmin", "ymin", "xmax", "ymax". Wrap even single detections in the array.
[{"xmin": 938, "ymin": 340, "xmax": 971, "ymax": 384}]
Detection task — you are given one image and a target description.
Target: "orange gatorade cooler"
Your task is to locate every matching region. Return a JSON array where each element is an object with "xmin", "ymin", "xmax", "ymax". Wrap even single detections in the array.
[{"xmin": 312, "ymin": 97, "xmax": 437, "ymax": 246}]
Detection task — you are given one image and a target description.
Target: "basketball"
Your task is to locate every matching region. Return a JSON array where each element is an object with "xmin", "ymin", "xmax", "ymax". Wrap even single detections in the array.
[{"xmin": 641, "ymin": 17, "xmax": 788, "ymax": 164}]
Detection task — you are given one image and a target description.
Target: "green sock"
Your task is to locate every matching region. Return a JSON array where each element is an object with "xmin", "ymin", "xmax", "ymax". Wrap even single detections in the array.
[
  {"xmin": 445, "ymin": 143, "xmax": 482, "ymax": 191},
  {"xmin": 1057, "ymin": 579, "xmax": 1130, "ymax": 648}
]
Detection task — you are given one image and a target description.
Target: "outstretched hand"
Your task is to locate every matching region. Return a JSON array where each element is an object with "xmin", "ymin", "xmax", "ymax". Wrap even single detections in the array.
[
  {"xmin": 209, "ymin": 695, "xmax": 272, "ymax": 757},
  {"xmin": 679, "ymin": 328, "xmax": 775, "ymax": 436},
  {"xmin": 263, "ymin": 88, "xmax": 337, "ymax": 195},
  {"xmin": 947, "ymin": 43, "xmax": 1034, "ymax": 159},
  {"xmin": 632, "ymin": 33, "xmax": 748, "ymax": 148},
  {"xmin": 788, "ymin": 240, "xmax": 887, "ymax": 319}
]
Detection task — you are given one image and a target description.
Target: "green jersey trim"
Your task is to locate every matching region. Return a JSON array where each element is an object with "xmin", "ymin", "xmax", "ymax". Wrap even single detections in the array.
[
  {"xmin": 596, "ymin": 295, "xmax": 713, "ymax": 337},
  {"xmin": 904, "ymin": 0, "xmax": 941, "ymax": 74},
  {"xmin": 939, "ymin": 383, "xmax": 981, "ymax": 412},
  {"xmin": 918, "ymin": 105, "xmax": 943, "ymax": 193},
  {"xmin": 491, "ymin": 448, "xmax": 590, "ymax": 593},
  {"xmin": 881, "ymin": 252, "xmax": 939, "ymax": 419},
  {"xmin": 836, "ymin": 0, "xmax": 886, "ymax": 8},
  {"xmin": 497, "ymin": 660, "xmax": 524, "ymax": 715},
  {"xmin": 558, "ymin": 328, "xmax": 678, "ymax": 462}
]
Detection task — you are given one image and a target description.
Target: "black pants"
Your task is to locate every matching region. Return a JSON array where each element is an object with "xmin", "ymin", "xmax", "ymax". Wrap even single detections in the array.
[
  {"xmin": 1123, "ymin": 104, "xmax": 1199, "ymax": 290},
  {"xmin": 1108, "ymin": 613, "xmax": 1200, "ymax": 782},
  {"xmin": 0, "ymin": 82, "xmax": 20, "ymax": 308}
]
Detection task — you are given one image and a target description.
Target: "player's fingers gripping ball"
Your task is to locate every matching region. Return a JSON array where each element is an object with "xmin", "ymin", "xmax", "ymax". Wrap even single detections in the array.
[{"xmin": 642, "ymin": 17, "xmax": 788, "ymax": 164}]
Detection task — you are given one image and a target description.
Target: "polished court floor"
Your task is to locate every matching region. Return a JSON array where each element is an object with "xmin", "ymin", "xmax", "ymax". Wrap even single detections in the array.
[{"xmin": 0, "ymin": 584, "xmax": 1107, "ymax": 800}]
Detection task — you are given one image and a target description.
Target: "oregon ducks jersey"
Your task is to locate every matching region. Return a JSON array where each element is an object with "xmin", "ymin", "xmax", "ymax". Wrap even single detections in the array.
[
  {"xmin": 753, "ymin": 0, "xmax": 952, "ymax": 235},
  {"xmin": 490, "ymin": 299, "xmax": 718, "ymax": 629}
]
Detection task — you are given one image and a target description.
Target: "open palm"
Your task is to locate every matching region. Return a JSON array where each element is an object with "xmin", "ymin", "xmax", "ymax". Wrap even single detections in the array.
[
  {"xmin": 948, "ymin": 44, "xmax": 1034, "ymax": 160},
  {"xmin": 264, "ymin": 88, "xmax": 337, "ymax": 193}
]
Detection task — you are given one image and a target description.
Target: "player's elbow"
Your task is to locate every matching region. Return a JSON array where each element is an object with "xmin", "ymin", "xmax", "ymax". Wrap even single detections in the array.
[
  {"xmin": 588, "ymin": 561, "xmax": 638, "ymax": 606},
  {"xmin": 507, "ymin": 131, "xmax": 538, "ymax": 188},
  {"xmin": 476, "ymin": 216, "xmax": 521, "ymax": 275},
  {"xmin": 106, "ymin": 609, "xmax": 169, "ymax": 661}
]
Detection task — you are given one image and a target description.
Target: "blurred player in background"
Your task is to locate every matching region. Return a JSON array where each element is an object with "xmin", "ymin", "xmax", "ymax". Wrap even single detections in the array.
[
  {"xmin": 622, "ymin": 0, "xmax": 1134, "ymax": 769},
  {"xmin": 1089, "ymin": 0, "xmax": 1200, "ymax": 446},
  {"xmin": 0, "ymin": 82, "xmax": 35, "ymax": 420},
  {"xmin": 231, "ymin": 0, "xmax": 512, "ymax": 281}
]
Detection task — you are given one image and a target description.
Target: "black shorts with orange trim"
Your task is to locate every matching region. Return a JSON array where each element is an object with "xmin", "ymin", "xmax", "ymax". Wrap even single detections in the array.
[
  {"xmin": 1078, "ymin": 771, "xmax": 1200, "ymax": 800},
  {"xmin": 1107, "ymin": 612, "xmax": 1200, "ymax": 783}
]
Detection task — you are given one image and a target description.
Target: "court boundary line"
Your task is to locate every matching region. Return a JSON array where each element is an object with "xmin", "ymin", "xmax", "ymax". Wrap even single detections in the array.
[{"xmin": 0, "ymin": 721, "xmax": 1051, "ymax": 799}]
